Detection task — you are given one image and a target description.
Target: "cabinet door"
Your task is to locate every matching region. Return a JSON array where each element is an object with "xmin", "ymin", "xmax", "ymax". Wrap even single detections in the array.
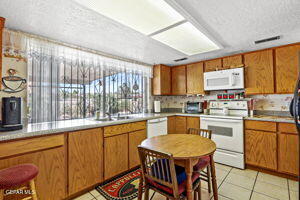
[
  {"xmin": 187, "ymin": 62, "xmax": 204, "ymax": 95},
  {"xmin": 186, "ymin": 117, "xmax": 200, "ymax": 131},
  {"xmin": 0, "ymin": 147, "xmax": 66, "ymax": 200},
  {"xmin": 244, "ymin": 50, "xmax": 274, "ymax": 94},
  {"xmin": 172, "ymin": 65, "xmax": 186, "ymax": 95},
  {"xmin": 175, "ymin": 116, "xmax": 187, "ymax": 134},
  {"xmin": 152, "ymin": 64, "xmax": 171, "ymax": 95},
  {"xmin": 278, "ymin": 133, "xmax": 299, "ymax": 175},
  {"xmin": 222, "ymin": 55, "xmax": 243, "ymax": 69},
  {"xmin": 104, "ymin": 134, "xmax": 129, "ymax": 179},
  {"xmin": 129, "ymin": 129, "xmax": 147, "ymax": 168},
  {"xmin": 204, "ymin": 59, "xmax": 222, "ymax": 72},
  {"xmin": 275, "ymin": 45, "xmax": 300, "ymax": 93},
  {"xmin": 68, "ymin": 128, "xmax": 103, "ymax": 194},
  {"xmin": 168, "ymin": 116, "xmax": 176, "ymax": 134},
  {"xmin": 245, "ymin": 130, "xmax": 277, "ymax": 170}
]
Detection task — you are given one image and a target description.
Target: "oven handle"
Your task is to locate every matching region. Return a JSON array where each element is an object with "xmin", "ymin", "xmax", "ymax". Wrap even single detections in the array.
[{"xmin": 201, "ymin": 118, "xmax": 242, "ymax": 123}]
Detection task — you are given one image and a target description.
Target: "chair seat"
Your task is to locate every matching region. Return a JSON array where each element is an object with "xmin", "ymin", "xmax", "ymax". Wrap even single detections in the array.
[
  {"xmin": 0, "ymin": 164, "xmax": 39, "ymax": 189},
  {"xmin": 193, "ymin": 156, "xmax": 210, "ymax": 171},
  {"xmin": 148, "ymin": 164, "xmax": 200, "ymax": 195}
]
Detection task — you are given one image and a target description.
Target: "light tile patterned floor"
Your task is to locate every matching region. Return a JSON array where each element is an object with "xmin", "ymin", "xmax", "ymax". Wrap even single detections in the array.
[{"xmin": 73, "ymin": 163, "xmax": 299, "ymax": 200}]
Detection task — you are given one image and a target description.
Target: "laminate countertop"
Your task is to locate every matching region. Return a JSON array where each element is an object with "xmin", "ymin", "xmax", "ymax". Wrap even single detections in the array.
[{"xmin": 0, "ymin": 113, "xmax": 294, "ymax": 142}]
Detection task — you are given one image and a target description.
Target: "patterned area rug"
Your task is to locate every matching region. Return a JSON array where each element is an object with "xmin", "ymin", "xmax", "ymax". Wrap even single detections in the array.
[{"xmin": 96, "ymin": 168, "xmax": 143, "ymax": 200}]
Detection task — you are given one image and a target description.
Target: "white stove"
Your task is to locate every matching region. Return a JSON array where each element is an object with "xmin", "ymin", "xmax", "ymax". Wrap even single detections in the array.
[{"xmin": 200, "ymin": 100, "xmax": 248, "ymax": 169}]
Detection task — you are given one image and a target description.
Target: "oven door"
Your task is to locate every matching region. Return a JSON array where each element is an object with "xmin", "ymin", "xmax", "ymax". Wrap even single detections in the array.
[{"xmin": 200, "ymin": 117, "xmax": 244, "ymax": 153}]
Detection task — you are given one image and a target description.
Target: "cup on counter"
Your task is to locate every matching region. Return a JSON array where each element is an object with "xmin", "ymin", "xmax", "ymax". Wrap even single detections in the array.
[
  {"xmin": 95, "ymin": 111, "xmax": 101, "ymax": 120},
  {"xmin": 203, "ymin": 109, "xmax": 209, "ymax": 115}
]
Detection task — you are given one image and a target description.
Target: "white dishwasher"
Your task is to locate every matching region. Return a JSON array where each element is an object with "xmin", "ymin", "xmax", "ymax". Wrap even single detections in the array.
[{"xmin": 147, "ymin": 117, "xmax": 168, "ymax": 138}]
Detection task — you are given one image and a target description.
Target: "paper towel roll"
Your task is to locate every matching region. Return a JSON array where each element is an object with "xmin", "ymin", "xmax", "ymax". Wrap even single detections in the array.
[{"xmin": 154, "ymin": 101, "xmax": 161, "ymax": 113}]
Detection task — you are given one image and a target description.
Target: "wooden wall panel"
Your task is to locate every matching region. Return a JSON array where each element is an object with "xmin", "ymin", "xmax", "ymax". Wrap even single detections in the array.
[
  {"xmin": 186, "ymin": 62, "xmax": 204, "ymax": 95},
  {"xmin": 278, "ymin": 133, "xmax": 299, "ymax": 175},
  {"xmin": 0, "ymin": 147, "xmax": 66, "ymax": 200},
  {"xmin": 128, "ymin": 129, "xmax": 147, "ymax": 168},
  {"xmin": 245, "ymin": 130, "xmax": 277, "ymax": 170},
  {"xmin": 104, "ymin": 134, "xmax": 128, "ymax": 179},
  {"xmin": 244, "ymin": 50, "xmax": 274, "ymax": 94},
  {"xmin": 171, "ymin": 65, "xmax": 186, "ymax": 95},
  {"xmin": 68, "ymin": 128, "xmax": 103, "ymax": 195},
  {"xmin": 275, "ymin": 45, "xmax": 300, "ymax": 93}
]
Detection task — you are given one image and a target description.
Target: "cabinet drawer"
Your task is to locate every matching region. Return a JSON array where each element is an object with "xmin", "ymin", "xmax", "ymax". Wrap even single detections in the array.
[
  {"xmin": 245, "ymin": 120, "xmax": 277, "ymax": 132},
  {"xmin": 0, "ymin": 134, "xmax": 64, "ymax": 159},
  {"xmin": 278, "ymin": 123, "xmax": 297, "ymax": 134},
  {"xmin": 104, "ymin": 121, "xmax": 146, "ymax": 137}
]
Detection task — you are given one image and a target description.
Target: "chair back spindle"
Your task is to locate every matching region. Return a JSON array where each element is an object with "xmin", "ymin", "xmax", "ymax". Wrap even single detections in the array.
[
  {"xmin": 188, "ymin": 128, "xmax": 212, "ymax": 139},
  {"xmin": 138, "ymin": 146, "xmax": 180, "ymax": 198}
]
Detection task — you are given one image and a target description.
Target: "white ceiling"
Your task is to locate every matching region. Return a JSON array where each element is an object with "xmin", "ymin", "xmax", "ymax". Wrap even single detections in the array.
[{"xmin": 0, "ymin": 0, "xmax": 300, "ymax": 66}]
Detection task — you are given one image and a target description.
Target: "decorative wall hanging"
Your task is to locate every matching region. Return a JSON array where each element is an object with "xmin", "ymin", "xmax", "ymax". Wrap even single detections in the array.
[{"xmin": 1, "ymin": 69, "xmax": 27, "ymax": 93}]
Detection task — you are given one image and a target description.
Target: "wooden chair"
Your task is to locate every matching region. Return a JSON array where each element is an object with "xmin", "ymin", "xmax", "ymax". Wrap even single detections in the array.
[
  {"xmin": 0, "ymin": 164, "xmax": 39, "ymax": 200},
  {"xmin": 188, "ymin": 128, "xmax": 213, "ymax": 193},
  {"xmin": 137, "ymin": 146, "xmax": 202, "ymax": 200}
]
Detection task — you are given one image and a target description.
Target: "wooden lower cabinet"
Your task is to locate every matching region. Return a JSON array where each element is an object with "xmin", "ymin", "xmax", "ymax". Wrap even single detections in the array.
[
  {"xmin": 68, "ymin": 128, "xmax": 103, "ymax": 195},
  {"xmin": 278, "ymin": 133, "xmax": 299, "ymax": 175},
  {"xmin": 245, "ymin": 130, "xmax": 277, "ymax": 170},
  {"xmin": 175, "ymin": 116, "xmax": 187, "ymax": 134},
  {"xmin": 167, "ymin": 116, "xmax": 176, "ymax": 134},
  {"xmin": 128, "ymin": 129, "xmax": 147, "ymax": 168},
  {"xmin": 186, "ymin": 117, "xmax": 200, "ymax": 130},
  {"xmin": 0, "ymin": 142, "xmax": 66, "ymax": 200},
  {"xmin": 104, "ymin": 134, "xmax": 129, "ymax": 180}
]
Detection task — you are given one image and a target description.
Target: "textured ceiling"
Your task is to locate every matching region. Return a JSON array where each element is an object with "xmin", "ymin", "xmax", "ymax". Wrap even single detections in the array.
[{"xmin": 0, "ymin": 0, "xmax": 300, "ymax": 66}]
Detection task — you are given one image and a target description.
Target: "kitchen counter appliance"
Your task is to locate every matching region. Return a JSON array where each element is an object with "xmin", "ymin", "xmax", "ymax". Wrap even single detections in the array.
[
  {"xmin": 185, "ymin": 102, "xmax": 203, "ymax": 113},
  {"xmin": 200, "ymin": 100, "xmax": 248, "ymax": 168},
  {"xmin": 0, "ymin": 97, "xmax": 23, "ymax": 131},
  {"xmin": 204, "ymin": 68, "xmax": 244, "ymax": 91}
]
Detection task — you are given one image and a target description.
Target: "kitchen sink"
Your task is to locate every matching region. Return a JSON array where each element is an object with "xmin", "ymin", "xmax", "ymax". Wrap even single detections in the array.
[
  {"xmin": 94, "ymin": 118, "xmax": 116, "ymax": 122},
  {"xmin": 114, "ymin": 116, "xmax": 134, "ymax": 120}
]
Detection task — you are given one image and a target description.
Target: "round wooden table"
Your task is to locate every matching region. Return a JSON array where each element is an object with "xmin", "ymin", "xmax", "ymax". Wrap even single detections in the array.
[{"xmin": 140, "ymin": 134, "xmax": 218, "ymax": 200}]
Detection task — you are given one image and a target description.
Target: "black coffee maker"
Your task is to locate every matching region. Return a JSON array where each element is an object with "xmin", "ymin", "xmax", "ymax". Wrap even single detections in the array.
[{"xmin": 0, "ymin": 97, "xmax": 23, "ymax": 131}]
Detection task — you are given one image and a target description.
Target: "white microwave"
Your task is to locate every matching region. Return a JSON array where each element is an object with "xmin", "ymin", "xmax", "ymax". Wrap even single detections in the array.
[{"xmin": 204, "ymin": 67, "xmax": 244, "ymax": 91}]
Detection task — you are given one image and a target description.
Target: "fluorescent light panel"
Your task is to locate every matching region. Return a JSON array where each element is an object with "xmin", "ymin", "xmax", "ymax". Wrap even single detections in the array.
[
  {"xmin": 74, "ymin": 0, "xmax": 184, "ymax": 35},
  {"xmin": 152, "ymin": 22, "xmax": 220, "ymax": 55}
]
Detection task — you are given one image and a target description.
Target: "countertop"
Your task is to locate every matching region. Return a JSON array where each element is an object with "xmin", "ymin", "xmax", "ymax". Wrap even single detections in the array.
[{"xmin": 0, "ymin": 113, "xmax": 294, "ymax": 142}]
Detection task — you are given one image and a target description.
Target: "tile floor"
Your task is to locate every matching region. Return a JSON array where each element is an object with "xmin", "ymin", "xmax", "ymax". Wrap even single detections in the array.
[{"xmin": 73, "ymin": 163, "xmax": 299, "ymax": 200}]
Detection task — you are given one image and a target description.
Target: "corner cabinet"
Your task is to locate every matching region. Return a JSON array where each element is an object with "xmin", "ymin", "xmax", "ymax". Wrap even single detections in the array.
[
  {"xmin": 68, "ymin": 128, "xmax": 104, "ymax": 195},
  {"xmin": 152, "ymin": 64, "xmax": 171, "ymax": 95},
  {"xmin": 244, "ymin": 50, "xmax": 275, "ymax": 94},
  {"xmin": 171, "ymin": 65, "xmax": 186, "ymax": 95},
  {"xmin": 186, "ymin": 62, "xmax": 205, "ymax": 95},
  {"xmin": 275, "ymin": 45, "xmax": 300, "ymax": 93}
]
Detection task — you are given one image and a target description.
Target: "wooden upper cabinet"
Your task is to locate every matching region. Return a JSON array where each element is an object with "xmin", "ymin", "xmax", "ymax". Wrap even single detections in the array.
[
  {"xmin": 68, "ymin": 128, "xmax": 103, "ymax": 195},
  {"xmin": 245, "ymin": 130, "xmax": 277, "ymax": 170},
  {"xmin": 222, "ymin": 55, "xmax": 243, "ymax": 69},
  {"xmin": 0, "ymin": 17, "xmax": 5, "ymax": 89},
  {"xmin": 204, "ymin": 58, "xmax": 222, "ymax": 72},
  {"xmin": 244, "ymin": 50, "xmax": 275, "ymax": 94},
  {"xmin": 171, "ymin": 65, "xmax": 186, "ymax": 95},
  {"xmin": 152, "ymin": 64, "xmax": 171, "ymax": 95},
  {"xmin": 128, "ymin": 129, "xmax": 147, "ymax": 168},
  {"xmin": 186, "ymin": 62, "xmax": 204, "ymax": 95},
  {"xmin": 275, "ymin": 45, "xmax": 300, "ymax": 93}
]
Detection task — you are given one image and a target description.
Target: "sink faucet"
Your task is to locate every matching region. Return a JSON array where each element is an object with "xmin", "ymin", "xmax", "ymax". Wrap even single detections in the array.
[{"xmin": 105, "ymin": 112, "xmax": 112, "ymax": 120}]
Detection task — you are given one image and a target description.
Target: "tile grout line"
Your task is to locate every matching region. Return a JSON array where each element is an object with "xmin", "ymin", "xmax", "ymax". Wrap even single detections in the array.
[
  {"xmin": 248, "ymin": 171, "xmax": 259, "ymax": 200},
  {"xmin": 210, "ymin": 167, "xmax": 233, "ymax": 200},
  {"xmin": 287, "ymin": 179, "xmax": 291, "ymax": 200}
]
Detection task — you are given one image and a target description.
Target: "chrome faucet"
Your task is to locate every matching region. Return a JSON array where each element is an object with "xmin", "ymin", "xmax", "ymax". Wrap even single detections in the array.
[{"xmin": 105, "ymin": 112, "xmax": 112, "ymax": 120}]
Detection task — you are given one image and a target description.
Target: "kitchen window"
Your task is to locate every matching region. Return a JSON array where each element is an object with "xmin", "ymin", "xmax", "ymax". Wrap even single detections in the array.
[{"xmin": 22, "ymin": 34, "xmax": 152, "ymax": 123}]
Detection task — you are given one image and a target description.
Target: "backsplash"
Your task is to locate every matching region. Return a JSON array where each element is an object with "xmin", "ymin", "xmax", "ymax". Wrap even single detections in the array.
[{"xmin": 152, "ymin": 93, "xmax": 293, "ymax": 112}]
